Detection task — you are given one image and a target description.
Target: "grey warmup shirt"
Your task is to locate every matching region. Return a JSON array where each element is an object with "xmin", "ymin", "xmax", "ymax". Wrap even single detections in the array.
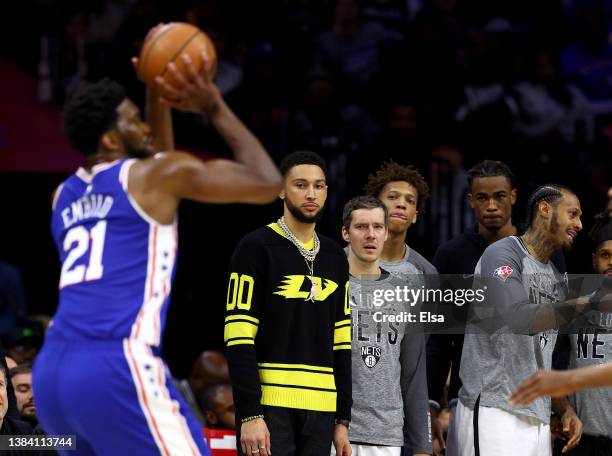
[
  {"xmin": 380, "ymin": 244, "xmax": 439, "ymax": 290},
  {"xmin": 459, "ymin": 236, "xmax": 564, "ymax": 424},
  {"xmin": 348, "ymin": 271, "xmax": 432, "ymax": 452},
  {"xmin": 569, "ymin": 307, "xmax": 612, "ymax": 438}
]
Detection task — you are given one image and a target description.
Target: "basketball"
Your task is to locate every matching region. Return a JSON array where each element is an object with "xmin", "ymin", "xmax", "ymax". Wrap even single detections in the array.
[{"xmin": 138, "ymin": 22, "xmax": 217, "ymax": 88}]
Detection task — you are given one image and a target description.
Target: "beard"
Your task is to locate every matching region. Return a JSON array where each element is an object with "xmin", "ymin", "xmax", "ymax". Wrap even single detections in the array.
[
  {"xmin": 550, "ymin": 210, "xmax": 560, "ymax": 234},
  {"xmin": 285, "ymin": 196, "xmax": 325, "ymax": 224}
]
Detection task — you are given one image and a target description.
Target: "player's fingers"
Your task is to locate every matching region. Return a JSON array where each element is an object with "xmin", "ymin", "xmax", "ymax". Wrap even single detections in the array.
[
  {"xmin": 333, "ymin": 441, "xmax": 341, "ymax": 456},
  {"xmin": 345, "ymin": 442, "xmax": 352, "ymax": 456},
  {"xmin": 166, "ymin": 62, "xmax": 190, "ymax": 89},
  {"xmin": 509, "ymin": 377, "xmax": 537, "ymax": 402},
  {"xmin": 202, "ymin": 49, "xmax": 214, "ymax": 81},
  {"xmin": 256, "ymin": 439, "xmax": 268, "ymax": 456},
  {"xmin": 511, "ymin": 378, "xmax": 544, "ymax": 405},
  {"xmin": 521, "ymin": 389, "xmax": 542, "ymax": 405},
  {"xmin": 508, "ymin": 387, "xmax": 529, "ymax": 405},
  {"xmin": 180, "ymin": 54, "xmax": 201, "ymax": 85},
  {"xmin": 562, "ymin": 435, "xmax": 580, "ymax": 453},
  {"xmin": 250, "ymin": 443, "xmax": 262, "ymax": 456},
  {"xmin": 240, "ymin": 436, "xmax": 247, "ymax": 455},
  {"xmin": 514, "ymin": 390, "xmax": 536, "ymax": 406},
  {"xmin": 155, "ymin": 76, "xmax": 185, "ymax": 100},
  {"xmin": 265, "ymin": 431, "xmax": 271, "ymax": 455},
  {"xmin": 562, "ymin": 416, "xmax": 570, "ymax": 433}
]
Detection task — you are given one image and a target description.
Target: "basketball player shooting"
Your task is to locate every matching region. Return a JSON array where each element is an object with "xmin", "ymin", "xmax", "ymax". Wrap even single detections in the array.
[{"xmin": 32, "ymin": 24, "xmax": 281, "ymax": 455}]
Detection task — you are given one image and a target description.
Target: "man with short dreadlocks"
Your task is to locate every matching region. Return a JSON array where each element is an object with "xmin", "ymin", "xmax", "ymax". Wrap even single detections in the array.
[{"xmin": 456, "ymin": 184, "xmax": 584, "ymax": 456}]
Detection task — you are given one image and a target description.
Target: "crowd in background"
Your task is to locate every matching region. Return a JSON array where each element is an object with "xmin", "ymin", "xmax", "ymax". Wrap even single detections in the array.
[{"xmin": 1, "ymin": 0, "xmax": 612, "ymax": 407}]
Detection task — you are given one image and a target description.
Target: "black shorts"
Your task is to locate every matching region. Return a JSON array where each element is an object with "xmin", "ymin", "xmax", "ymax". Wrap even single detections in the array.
[
  {"xmin": 237, "ymin": 406, "xmax": 335, "ymax": 456},
  {"xmin": 554, "ymin": 433, "xmax": 612, "ymax": 456}
]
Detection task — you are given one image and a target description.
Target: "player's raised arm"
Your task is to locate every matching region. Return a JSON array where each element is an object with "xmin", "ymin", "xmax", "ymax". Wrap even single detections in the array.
[
  {"xmin": 145, "ymin": 84, "xmax": 174, "ymax": 153},
  {"xmin": 151, "ymin": 51, "xmax": 281, "ymax": 204}
]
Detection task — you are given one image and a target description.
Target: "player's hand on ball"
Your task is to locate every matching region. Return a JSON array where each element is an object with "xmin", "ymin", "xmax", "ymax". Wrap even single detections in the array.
[
  {"xmin": 240, "ymin": 418, "xmax": 271, "ymax": 456},
  {"xmin": 509, "ymin": 370, "xmax": 578, "ymax": 406},
  {"xmin": 155, "ymin": 51, "xmax": 220, "ymax": 114},
  {"xmin": 131, "ymin": 23, "xmax": 165, "ymax": 81}
]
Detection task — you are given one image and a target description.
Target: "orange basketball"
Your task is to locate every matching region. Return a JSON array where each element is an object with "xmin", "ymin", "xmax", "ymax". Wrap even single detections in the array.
[{"xmin": 138, "ymin": 23, "xmax": 217, "ymax": 89}]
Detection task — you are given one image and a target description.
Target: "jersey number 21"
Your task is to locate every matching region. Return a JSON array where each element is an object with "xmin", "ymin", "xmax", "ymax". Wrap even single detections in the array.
[{"xmin": 60, "ymin": 221, "xmax": 107, "ymax": 288}]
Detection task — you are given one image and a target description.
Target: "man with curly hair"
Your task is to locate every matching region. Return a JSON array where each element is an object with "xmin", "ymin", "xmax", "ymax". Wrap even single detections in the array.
[
  {"xmin": 364, "ymin": 160, "xmax": 438, "ymax": 285},
  {"xmin": 33, "ymin": 41, "xmax": 281, "ymax": 454}
]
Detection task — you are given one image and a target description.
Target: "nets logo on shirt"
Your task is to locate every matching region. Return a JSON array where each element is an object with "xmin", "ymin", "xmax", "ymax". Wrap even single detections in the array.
[
  {"xmin": 361, "ymin": 346, "xmax": 381, "ymax": 368},
  {"xmin": 540, "ymin": 331, "xmax": 550, "ymax": 350},
  {"xmin": 493, "ymin": 265, "xmax": 514, "ymax": 282}
]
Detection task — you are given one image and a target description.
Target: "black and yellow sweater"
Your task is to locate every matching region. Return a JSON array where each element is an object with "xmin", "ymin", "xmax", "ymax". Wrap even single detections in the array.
[{"xmin": 224, "ymin": 223, "xmax": 351, "ymax": 421}]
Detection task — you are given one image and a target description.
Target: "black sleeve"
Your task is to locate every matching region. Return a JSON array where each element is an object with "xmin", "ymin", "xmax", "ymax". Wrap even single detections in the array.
[
  {"xmin": 427, "ymin": 245, "xmax": 452, "ymax": 406},
  {"xmin": 426, "ymin": 334, "xmax": 452, "ymax": 406},
  {"xmin": 224, "ymin": 236, "xmax": 266, "ymax": 420},
  {"xmin": 402, "ymin": 333, "xmax": 433, "ymax": 453},
  {"xmin": 432, "ymin": 245, "xmax": 449, "ymax": 275},
  {"xmin": 552, "ymin": 334, "xmax": 571, "ymax": 371},
  {"xmin": 333, "ymin": 256, "xmax": 352, "ymax": 421}
]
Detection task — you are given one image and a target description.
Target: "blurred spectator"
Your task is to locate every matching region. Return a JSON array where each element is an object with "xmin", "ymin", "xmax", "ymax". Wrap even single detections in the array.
[
  {"xmin": 200, "ymin": 384, "xmax": 235, "ymax": 430},
  {"xmin": 87, "ymin": 0, "xmax": 139, "ymax": 44},
  {"xmin": 2, "ymin": 321, "xmax": 44, "ymax": 366},
  {"xmin": 315, "ymin": 0, "xmax": 401, "ymax": 100},
  {"xmin": 27, "ymin": 316, "xmax": 52, "ymax": 335},
  {"xmin": 1, "ymin": 354, "xmax": 19, "ymax": 420},
  {"xmin": 561, "ymin": 2, "xmax": 612, "ymax": 111},
  {"xmin": 188, "ymin": 350, "xmax": 230, "ymax": 400},
  {"xmin": 373, "ymin": 99, "xmax": 427, "ymax": 163},
  {"xmin": 4, "ymin": 358, "xmax": 16, "ymax": 371},
  {"xmin": 226, "ymin": 41, "xmax": 289, "ymax": 159},
  {"xmin": 360, "ymin": 0, "xmax": 410, "ymax": 31},
  {"xmin": 290, "ymin": 66, "xmax": 379, "ymax": 234},
  {"xmin": 513, "ymin": 49, "xmax": 594, "ymax": 144},
  {"xmin": 419, "ymin": 141, "xmax": 475, "ymax": 254},
  {"xmin": 46, "ymin": 10, "xmax": 91, "ymax": 104},
  {"xmin": 0, "ymin": 364, "xmax": 37, "ymax": 445},
  {"xmin": 359, "ymin": 98, "xmax": 429, "ymax": 194},
  {"xmin": 0, "ymin": 262, "xmax": 27, "ymax": 336},
  {"xmin": 9, "ymin": 365, "xmax": 36, "ymax": 427},
  {"xmin": 185, "ymin": 0, "xmax": 226, "ymax": 28},
  {"xmin": 202, "ymin": 27, "xmax": 244, "ymax": 97},
  {"xmin": 172, "ymin": 350, "xmax": 232, "ymax": 426}
]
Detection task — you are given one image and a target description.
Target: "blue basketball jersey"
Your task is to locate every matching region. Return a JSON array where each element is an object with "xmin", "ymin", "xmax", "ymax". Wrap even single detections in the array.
[{"xmin": 49, "ymin": 159, "xmax": 177, "ymax": 347}]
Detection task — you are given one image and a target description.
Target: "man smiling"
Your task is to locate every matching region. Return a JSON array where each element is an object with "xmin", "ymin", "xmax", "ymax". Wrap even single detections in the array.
[{"xmin": 457, "ymin": 184, "xmax": 584, "ymax": 456}]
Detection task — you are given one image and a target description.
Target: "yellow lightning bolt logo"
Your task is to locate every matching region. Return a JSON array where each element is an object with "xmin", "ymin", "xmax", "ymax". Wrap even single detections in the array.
[{"xmin": 274, "ymin": 275, "xmax": 338, "ymax": 301}]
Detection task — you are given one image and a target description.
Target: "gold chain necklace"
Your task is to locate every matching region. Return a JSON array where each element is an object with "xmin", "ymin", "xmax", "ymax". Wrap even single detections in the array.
[{"xmin": 277, "ymin": 217, "xmax": 320, "ymax": 301}]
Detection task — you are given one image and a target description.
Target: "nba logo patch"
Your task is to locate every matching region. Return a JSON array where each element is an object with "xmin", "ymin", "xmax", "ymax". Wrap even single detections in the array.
[
  {"xmin": 493, "ymin": 265, "xmax": 513, "ymax": 282},
  {"xmin": 361, "ymin": 346, "xmax": 381, "ymax": 368}
]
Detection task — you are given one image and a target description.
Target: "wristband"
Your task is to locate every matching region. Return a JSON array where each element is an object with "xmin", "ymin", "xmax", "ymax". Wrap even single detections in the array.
[
  {"xmin": 334, "ymin": 419, "xmax": 350, "ymax": 429},
  {"xmin": 429, "ymin": 400, "xmax": 441, "ymax": 412}
]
